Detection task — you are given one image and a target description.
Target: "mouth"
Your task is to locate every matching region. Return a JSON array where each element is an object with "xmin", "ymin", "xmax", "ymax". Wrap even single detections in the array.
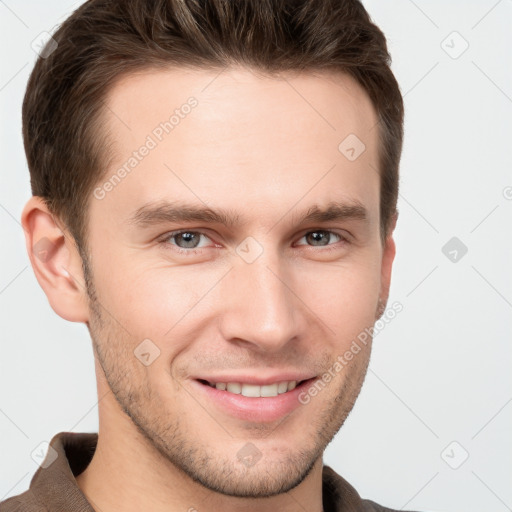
[
  {"xmin": 196, "ymin": 378, "xmax": 314, "ymax": 397},
  {"xmin": 191, "ymin": 377, "xmax": 318, "ymax": 422}
]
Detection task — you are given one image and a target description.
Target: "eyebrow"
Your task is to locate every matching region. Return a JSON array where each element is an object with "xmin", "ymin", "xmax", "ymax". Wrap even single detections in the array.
[{"xmin": 127, "ymin": 199, "xmax": 368, "ymax": 229}]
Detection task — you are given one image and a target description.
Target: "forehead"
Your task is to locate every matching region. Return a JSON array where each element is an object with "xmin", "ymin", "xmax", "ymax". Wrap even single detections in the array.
[
  {"xmin": 105, "ymin": 65, "xmax": 377, "ymax": 139},
  {"xmin": 96, "ymin": 66, "xmax": 380, "ymax": 228}
]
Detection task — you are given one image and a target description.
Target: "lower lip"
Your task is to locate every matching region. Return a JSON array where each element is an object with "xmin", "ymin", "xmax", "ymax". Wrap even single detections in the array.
[{"xmin": 190, "ymin": 378, "xmax": 317, "ymax": 423}]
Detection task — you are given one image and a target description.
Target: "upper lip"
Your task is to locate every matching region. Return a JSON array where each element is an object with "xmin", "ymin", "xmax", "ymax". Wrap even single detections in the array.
[{"xmin": 194, "ymin": 374, "xmax": 317, "ymax": 386}]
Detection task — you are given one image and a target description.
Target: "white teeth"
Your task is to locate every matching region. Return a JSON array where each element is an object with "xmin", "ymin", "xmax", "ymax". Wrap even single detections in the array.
[
  {"xmin": 277, "ymin": 381, "xmax": 288, "ymax": 394},
  {"xmin": 226, "ymin": 382, "xmax": 241, "ymax": 394},
  {"xmin": 242, "ymin": 383, "xmax": 261, "ymax": 397},
  {"xmin": 209, "ymin": 380, "xmax": 302, "ymax": 397},
  {"xmin": 260, "ymin": 384, "xmax": 278, "ymax": 397}
]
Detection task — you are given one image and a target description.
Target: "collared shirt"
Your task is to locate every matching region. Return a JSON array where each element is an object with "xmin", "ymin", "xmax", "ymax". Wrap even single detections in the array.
[{"xmin": 0, "ymin": 432, "xmax": 418, "ymax": 512}]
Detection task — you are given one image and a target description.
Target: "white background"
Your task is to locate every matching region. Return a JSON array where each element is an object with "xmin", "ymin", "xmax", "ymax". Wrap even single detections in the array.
[{"xmin": 1, "ymin": 1, "xmax": 511, "ymax": 511}]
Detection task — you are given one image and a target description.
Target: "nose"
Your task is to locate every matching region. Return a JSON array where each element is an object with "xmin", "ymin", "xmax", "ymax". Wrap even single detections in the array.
[{"xmin": 218, "ymin": 246, "xmax": 306, "ymax": 353}]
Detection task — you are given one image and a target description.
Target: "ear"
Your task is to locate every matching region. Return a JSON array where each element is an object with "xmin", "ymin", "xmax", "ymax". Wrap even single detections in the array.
[
  {"xmin": 21, "ymin": 196, "xmax": 90, "ymax": 323},
  {"xmin": 376, "ymin": 210, "xmax": 398, "ymax": 319}
]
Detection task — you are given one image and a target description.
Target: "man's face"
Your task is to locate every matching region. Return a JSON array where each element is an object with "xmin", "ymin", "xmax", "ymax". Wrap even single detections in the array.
[{"xmin": 84, "ymin": 66, "xmax": 391, "ymax": 497}]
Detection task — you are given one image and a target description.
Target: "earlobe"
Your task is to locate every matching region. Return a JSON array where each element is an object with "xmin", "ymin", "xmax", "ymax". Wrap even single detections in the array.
[{"xmin": 21, "ymin": 196, "xmax": 90, "ymax": 323}]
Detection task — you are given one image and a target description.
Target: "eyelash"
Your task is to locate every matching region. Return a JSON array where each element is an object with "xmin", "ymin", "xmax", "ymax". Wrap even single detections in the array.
[{"xmin": 157, "ymin": 229, "xmax": 349, "ymax": 256}]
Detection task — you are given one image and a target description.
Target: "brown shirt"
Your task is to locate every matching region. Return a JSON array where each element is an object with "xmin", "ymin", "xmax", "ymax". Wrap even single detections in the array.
[{"xmin": 0, "ymin": 432, "xmax": 418, "ymax": 512}]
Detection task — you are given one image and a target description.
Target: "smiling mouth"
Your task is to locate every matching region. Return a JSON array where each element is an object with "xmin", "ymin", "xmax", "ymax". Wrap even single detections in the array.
[{"xmin": 196, "ymin": 378, "xmax": 313, "ymax": 398}]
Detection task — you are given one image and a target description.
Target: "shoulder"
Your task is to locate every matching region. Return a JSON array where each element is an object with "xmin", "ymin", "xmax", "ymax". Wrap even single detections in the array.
[
  {"xmin": 0, "ymin": 489, "xmax": 46, "ymax": 511},
  {"xmin": 0, "ymin": 431, "xmax": 98, "ymax": 512},
  {"xmin": 322, "ymin": 464, "xmax": 422, "ymax": 512},
  {"xmin": 361, "ymin": 498, "xmax": 416, "ymax": 511}
]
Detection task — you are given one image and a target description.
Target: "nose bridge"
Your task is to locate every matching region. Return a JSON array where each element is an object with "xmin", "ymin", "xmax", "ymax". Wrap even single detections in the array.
[{"xmin": 219, "ymin": 241, "xmax": 303, "ymax": 351}]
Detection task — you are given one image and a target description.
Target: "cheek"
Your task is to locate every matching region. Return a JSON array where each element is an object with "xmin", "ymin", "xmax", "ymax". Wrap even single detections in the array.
[
  {"xmin": 296, "ymin": 256, "xmax": 381, "ymax": 328},
  {"xmin": 94, "ymin": 259, "xmax": 216, "ymax": 341}
]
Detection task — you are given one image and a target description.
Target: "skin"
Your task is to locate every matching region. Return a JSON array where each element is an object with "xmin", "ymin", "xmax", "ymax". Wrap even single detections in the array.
[{"xmin": 22, "ymin": 66, "xmax": 397, "ymax": 512}]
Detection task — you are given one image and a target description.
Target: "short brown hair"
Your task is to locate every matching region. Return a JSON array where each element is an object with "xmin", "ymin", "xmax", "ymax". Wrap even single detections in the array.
[{"xmin": 23, "ymin": 0, "xmax": 404, "ymax": 256}]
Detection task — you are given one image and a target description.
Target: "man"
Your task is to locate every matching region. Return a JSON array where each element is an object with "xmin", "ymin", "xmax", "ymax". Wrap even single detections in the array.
[{"xmin": 1, "ymin": 0, "xmax": 413, "ymax": 511}]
